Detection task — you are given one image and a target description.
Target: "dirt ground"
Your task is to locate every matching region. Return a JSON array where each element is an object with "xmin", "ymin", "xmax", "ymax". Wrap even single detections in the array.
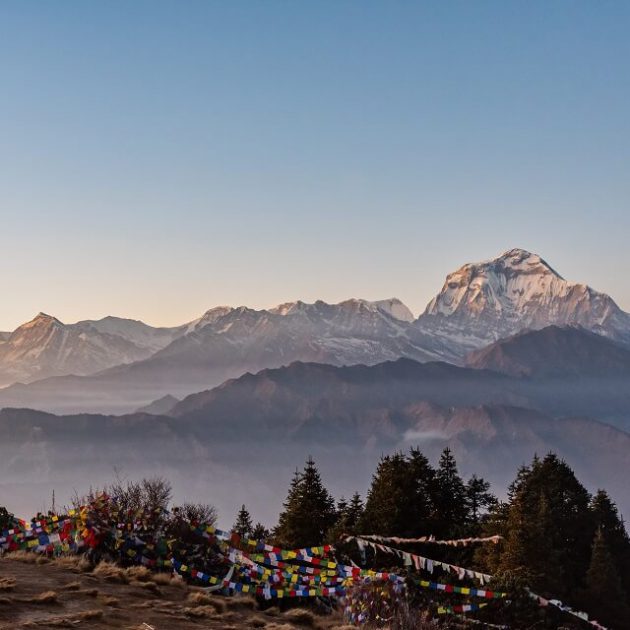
[{"xmin": 0, "ymin": 554, "xmax": 351, "ymax": 630}]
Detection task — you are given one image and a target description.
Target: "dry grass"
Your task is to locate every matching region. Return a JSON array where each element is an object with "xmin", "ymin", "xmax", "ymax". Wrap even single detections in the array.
[
  {"xmin": 186, "ymin": 591, "xmax": 227, "ymax": 613},
  {"xmin": 284, "ymin": 608, "xmax": 315, "ymax": 625},
  {"xmin": 92, "ymin": 560, "xmax": 129, "ymax": 583},
  {"xmin": 54, "ymin": 555, "xmax": 91, "ymax": 572},
  {"xmin": 12, "ymin": 590, "xmax": 60, "ymax": 605},
  {"xmin": 149, "ymin": 571, "xmax": 174, "ymax": 585},
  {"xmin": 264, "ymin": 624, "xmax": 298, "ymax": 630},
  {"xmin": 6, "ymin": 551, "xmax": 39, "ymax": 564},
  {"xmin": 186, "ymin": 591, "xmax": 211, "ymax": 606},
  {"xmin": 31, "ymin": 590, "xmax": 59, "ymax": 604},
  {"xmin": 129, "ymin": 579, "xmax": 161, "ymax": 595},
  {"xmin": 170, "ymin": 574, "xmax": 187, "ymax": 589},
  {"xmin": 21, "ymin": 608, "xmax": 104, "ymax": 627},
  {"xmin": 225, "ymin": 595, "xmax": 257, "ymax": 610},
  {"xmin": 0, "ymin": 577, "xmax": 16, "ymax": 591},
  {"xmin": 125, "ymin": 565, "xmax": 153, "ymax": 582},
  {"xmin": 250, "ymin": 615, "xmax": 268, "ymax": 627},
  {"xmin": 99, "ymin": 594, "xmax": 120, "ymax": 606},
  {"xmin": 60, "ymin": 580, "xmax": 81, "ymax": 591},
  {"xmin": 264, "ymin": 606, "xmax": 281, "ymax": 616},
  {"xmin": 183, "ymin": 604, "xmax": 217, "ymax": 618}
]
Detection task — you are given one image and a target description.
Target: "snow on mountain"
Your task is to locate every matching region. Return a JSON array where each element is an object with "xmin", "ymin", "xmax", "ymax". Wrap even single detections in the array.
[
  {"xmin": 184, "ymin": 306, "xmax": 235, "ymax": 333},
  {"xmin": 0, "ymin": 313, "xmax": 179, "ymax": 387},
  {"xmin": 416, "ymin": 248, "xmax": 630, "ymax": 355},
  {"xmin": 75, "ymin": 316, "xmax": 183, "ymax": 353},
  {"xmin": 158, "ymin": 298, "xmax": 440, "ymax": 369},
  {"xmin": 0, "ymin": 300, "xmax": 449, "ymax": 414},
  {"xmin": 372, "ymin": 298, "xmax": 415, "ymax": 322},
  {"xmin": 3, "ymin": 249, "xmax": 630, "ymax": 412},
  {"xmin": 269, "ymin": 298, "xmax": 415, "ymax": 322}
]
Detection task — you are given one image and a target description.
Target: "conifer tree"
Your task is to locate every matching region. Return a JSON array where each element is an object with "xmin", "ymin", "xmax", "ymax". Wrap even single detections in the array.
[
  {"xmin": 325, "ymin": 496, "xmax": 350, "ymax": 543},
  {"xmin": 361, "ymin": 451, "xmax": 435, "ymax": 537},
  {"xmin": 233, "ymin": 504, "xmax": 253, "ymax": 537},
  {"xmin": 465, "ymin": 474, "xmax": 497, "ymax": 529},
  {"xmin": 497, "ymin": 453, "xmax": 593, "ymax": 597},
  {"xmin": 590, "ymin": 489, "xmax": 630, "ymax": 595},
  {"xmin": 584, "ymin": 528, "xmax": 630, "ymax": 627},
  {"xmin": 507, "ymin": 461, "xmax": 533, "ymax": 501},
  {"xmin": 251, "ymin": 522, "xmax": 270, "ymax": 540},
  {"xmin": 325, "ymin": 492, "xmax": 364, "ymax": 543},
  {"xmin": 274, "ymin": 457, "xmax": 336, "ymax": 548},
  {"xmin": 336, "ymin": 496, "xmax": 349, "ymax": 522},
  {"xmin": 346, "ymin": 492, "xmax": 364, "ymax": 532},
  {"xmin": 432, "ymin": 447, "xmax": 467, "ymax": 536}
]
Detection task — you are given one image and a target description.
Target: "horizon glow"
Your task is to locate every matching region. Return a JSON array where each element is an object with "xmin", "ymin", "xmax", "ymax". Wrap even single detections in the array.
[{"xmin": 1, "ymin": 2, "xmax": 629, "ymax": 330}]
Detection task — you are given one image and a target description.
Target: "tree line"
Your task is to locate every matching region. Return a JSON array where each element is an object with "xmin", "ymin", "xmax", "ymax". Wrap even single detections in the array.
[
  {"xmin": 238, "ymin": 448, "xmax": 629, "ymax": 628},
  {"xmin": 2, "ymin": 449, "xmax": 629, "ymax": 627}
]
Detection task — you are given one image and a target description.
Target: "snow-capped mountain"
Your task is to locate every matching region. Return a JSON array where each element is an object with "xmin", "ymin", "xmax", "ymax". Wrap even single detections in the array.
[
  {"xmin": 74, "ymin": 316, "xmax": 184, "ymax": 353},
  {"xmin": 3, "ymin": 248, "xmax": 630, "ymax": 412},
  {"xmin": 0, "ymin": 313, "xmax": 182, "ymax": 387},
  {"xmin": 0, "ymin": 298, "xmax": 443, "ymax": 413},
  {"xmin": 416, "ymin": 248, "xmax": 630, "ymax": 355}
]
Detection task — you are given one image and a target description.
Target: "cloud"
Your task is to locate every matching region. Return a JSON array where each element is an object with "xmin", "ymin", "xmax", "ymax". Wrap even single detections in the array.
[{"xmin": 402, "ymin": 429, "xmax": 448, "ymax": 442}]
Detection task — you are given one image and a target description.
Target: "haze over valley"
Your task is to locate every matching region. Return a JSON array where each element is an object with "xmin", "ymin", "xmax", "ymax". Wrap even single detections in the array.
[{"xmin": 3, "ymin": 249, "xmax": 630, "ymax": 524}]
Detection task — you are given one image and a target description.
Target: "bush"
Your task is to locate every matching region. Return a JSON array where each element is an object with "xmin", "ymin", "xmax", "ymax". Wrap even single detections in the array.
[{"xmin": 0, "ymin": 506, "xmax": 15, "ymax": 530}]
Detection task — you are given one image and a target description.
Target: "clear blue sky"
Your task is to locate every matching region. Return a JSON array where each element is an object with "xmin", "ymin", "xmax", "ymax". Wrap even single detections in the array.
[{"xmin": 1, "ymin": 1, "xmax": 629, "ymax": 330}]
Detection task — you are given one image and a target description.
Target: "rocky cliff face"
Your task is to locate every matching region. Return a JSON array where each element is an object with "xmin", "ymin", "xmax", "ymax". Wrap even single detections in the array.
[{"xmin": 416, "ymin": 248, "xmax": 630, "ymax": 355}]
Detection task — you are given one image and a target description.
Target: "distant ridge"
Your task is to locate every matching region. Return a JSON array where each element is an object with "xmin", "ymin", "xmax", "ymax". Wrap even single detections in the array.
[
  {"xmin": 1, "ymin": 249, "xmax": 630, "ymax": 413},
  {"xmin": 466, "ymin": 325, "xmax": 630, "ymax": 377}
]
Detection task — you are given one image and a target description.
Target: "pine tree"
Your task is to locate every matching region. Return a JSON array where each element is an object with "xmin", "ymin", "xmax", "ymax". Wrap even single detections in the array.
[
  {"xmin": 325, "ymin": 497, "xmax": 350, "ymax": 543},
  {"xmin": 497, "ymin": 453, "xmax": 593, "ymax": 597},
  {"xmin": 346, "ymin": 492, "xmax": 364, "ymax": 532},
  {"xmin": 408, "ymin": 447, "xmax": 436, "ymax": 527},
  {"xmin": 507, "ymin": 462, "xmax": 533, "ymax": 502},
  {"xmin": 465, "ymin": 474, "xmax": 497, "ymax": 529},
  {"xmin": 233, "ymin": 504, "xmax": 253, "ymax": 537},
  {"xmin": 433, "ymin": 447, "xmax": 467, "ymax": 537},
  {"xmin": 361, "ymin": 451, "xmax": 435, "ymax": 537},
  {"xmin": 336, "ymin": 496, "xmax": 349, "ymax": 523},
  {"xmin": 251, "ymin": 522, "xmax": 270, "ymax": 540},
  {"xmin": 584, "ymin": 528, "xmax": 630, "ymax": 627},
  {"xmin": 590, "ymin": 489, "xmax": 630, "ymax": 595},
  {"xmin": 274, "ymin": 457, "xmax": 336, "ymax": 548},
  {"xmin": 325, "ymin": 492, "xmax": 365, "ymax": 543}
]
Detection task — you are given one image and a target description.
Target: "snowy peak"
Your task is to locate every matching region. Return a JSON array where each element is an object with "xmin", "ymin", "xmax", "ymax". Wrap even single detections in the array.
[
  {"xmin": 418, "ymin": 248, "xmax": 630, "ymax": 352},
  {"xmin": 492, "ymin": 248, "xmax": 563, "ymax": 278},
  {"xmin": 269, "ymin": 298, "xmax": 414, "ymax": 322},
  {"xmin": 372, "ymin": 298, "xmax": 415, "ymax": 322},
  {"xmin": 17, "ymin": 312, "xmax": 64, "ymax": 331},
  {"xmin": 423, "ymin": 248, "xmax": 567, "ymax": 318},
  {"xmin": 77, "ymin": 316, "xmax": 184, "ymax": 352},
  {"xmin": 0, "ymin": 313, "xmax": 184, "ymax": 388},
  {"xmin": 187, "ymin": 306, "xmax": 235, "ymax": 332}
]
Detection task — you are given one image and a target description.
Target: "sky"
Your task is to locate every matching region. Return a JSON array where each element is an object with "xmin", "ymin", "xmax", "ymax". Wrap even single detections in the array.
[{"xmin": 1, "ymin": 1, "xmax": 629, "ymax": 331}]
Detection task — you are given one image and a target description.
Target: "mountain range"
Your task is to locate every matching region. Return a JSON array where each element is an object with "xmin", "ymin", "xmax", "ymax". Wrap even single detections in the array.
[
  {"xmin": 1, "ymin": 248, "xmax": 629, "ymax": 414},
  {"xmin": 0, "ymin": 313, "xmax": 184, "ymax": 388},
  {"xmin": 2, "ymin": 247, "xmax": 630, "ymax": 522}
]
